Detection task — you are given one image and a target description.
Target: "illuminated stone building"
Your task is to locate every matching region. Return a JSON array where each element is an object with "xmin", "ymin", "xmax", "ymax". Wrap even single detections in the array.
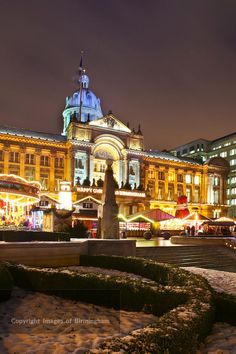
[
  {"xmin": 0, "ymin": 70, "xmax": 229, "ymax": 223},
  {"xmin": 171, "ymin": 132, "xmax": 236, "ymax": 217}
]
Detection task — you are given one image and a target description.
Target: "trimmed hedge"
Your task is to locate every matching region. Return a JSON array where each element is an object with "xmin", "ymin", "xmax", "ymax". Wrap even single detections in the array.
[
  {"xmin": 79, "ymin": 254, "xmax": 210, "ymax": 287},
  {"xmin": 214, "ymin": 292, "xmax": 236, "ymax": 325},
  {"xmin": 6, "ymin": 256, "xmax": 215, "ymax": 354},
  {"xmin": 0, "ymin": 230, "xmax": 70, "ymax": 242},
  {"xmin": 0, "ymin": 263, "xmax": 13, "ymax": 301},
  {"xmin": 6, "ymin": 262, "xmax": 187, "ymax": 316}
]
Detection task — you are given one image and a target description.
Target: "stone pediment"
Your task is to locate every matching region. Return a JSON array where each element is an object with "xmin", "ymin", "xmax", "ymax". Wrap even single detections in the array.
[{"xmin": 89, "ymin": 114, "xmax": 131, "ymax": 133}]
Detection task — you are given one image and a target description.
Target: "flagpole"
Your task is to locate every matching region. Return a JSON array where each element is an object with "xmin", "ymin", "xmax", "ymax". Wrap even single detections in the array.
[{"xmin": 78, "ymin": 51, "xmax": 84, "ymax": 122}]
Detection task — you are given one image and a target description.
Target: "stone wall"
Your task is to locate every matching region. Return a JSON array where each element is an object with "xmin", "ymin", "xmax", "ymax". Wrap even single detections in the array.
[{"xmin": 0, "ymin": 240, "xmax": 136, "ymax": 267}]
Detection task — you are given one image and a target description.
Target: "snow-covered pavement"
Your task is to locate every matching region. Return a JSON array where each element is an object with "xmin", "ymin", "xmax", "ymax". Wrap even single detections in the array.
[
  {"xmin": 182, "ymin": 267, "xmax": 236, "ymax": 296},
  {"xmin": 0, "ymin": 287, "xmax": 156, "ymax": 354},
  {"xmin": 184, "ymin": 267, "xmax": 236, "ymax": 354}
]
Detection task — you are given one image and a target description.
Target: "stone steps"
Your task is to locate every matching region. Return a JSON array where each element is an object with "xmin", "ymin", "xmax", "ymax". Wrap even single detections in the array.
[{"xmin": 136, "ymin": 245, "xmax": 236, "ymax": 271}]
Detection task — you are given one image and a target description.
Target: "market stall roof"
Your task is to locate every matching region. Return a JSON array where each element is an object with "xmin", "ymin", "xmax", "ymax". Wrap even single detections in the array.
[
  {"xmin": 216, "ymin": 217, "xmax": 235, "ymax": 223},
  {"xmin": 0, "ymin": 174, "xmax": 40, "ymax": 205},
  {"xmin": 202, "ymin": 220, "xmax": 235, "ymax": 227},
  {"xmin": 125, "ymin": 208, "xmax": 174, "ymax": 223},
  {"xmin": 183, "ymin": 212, "xmax": 211, "ymax": 221}
]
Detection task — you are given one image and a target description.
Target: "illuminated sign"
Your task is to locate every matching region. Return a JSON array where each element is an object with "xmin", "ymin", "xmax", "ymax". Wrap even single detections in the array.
[{"xmin": 77, "ymin": 187, "xmax": 146, "ymax": 198}]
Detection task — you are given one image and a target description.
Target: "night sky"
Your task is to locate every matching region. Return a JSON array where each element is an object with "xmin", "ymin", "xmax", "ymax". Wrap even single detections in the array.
[{"xmin": 0, "ymin": 0, "xmax": 236, "ymax": 150}]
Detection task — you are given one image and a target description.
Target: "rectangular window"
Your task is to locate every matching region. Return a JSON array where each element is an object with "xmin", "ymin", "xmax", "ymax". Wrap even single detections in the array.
[
  {"xmin": 157, "ymin": 184, "xmax": 164, "ymax": 199},
  {"xmin": 55, "ymin": 157, "xmax": 64, "ymax": 168},
  {"xmin": 194, "ymin": 188, "xmax": 200, "ymax": 203},
  {"xmin": 214, "ymin": 177, "xmax": 219, "ymax": 186},
  {"xmin": 167, "ymin": 185, "xmax": 174, "ymax": 201},
  {"xmin": 9, "ymin": 165, "xmax": 20, "ymax": 175},
  {"xmin": 100, "ymin": 163, "xmax": 106, "ymax": 173},
  {"xmin": 148, "ymin": 169, "xmax": 155, "ymax": 179},
  {"xmin": 231, "ymin": 188, "xmax": 236, "ymax": 195},
  {"xmin": 177, "ymin": 174, "xmax": 183, "ymax": 183},
  {"xmin": 230, "ymin": 159, "xmax": 236, "ymax": 166},
  {"xmin": 213, "ymin": 190, "xmax": 219, "ymax": 204},
  {"xmin": 185, "ymin": 174, "xmax": 192, "ymax": 184},
  {"xmin": 194, "ymin": 175, "xmax": 200, "ymax": 185},
  {"xmin": 40, "ymin": 155, "xmax": 49, "ymax": 166},
  {"xmin": 25, "ymin": 168, "xmax": 35, "ymax": 181},
  {"xmin": 75, "ymin": 158, "xmax": 84, "ymax": 169},
  {"xmin": 231, "ymin": 177, "xmax": 236, "ymax": 184},
  {"xmin": 54, "ymin": 175, "xmax": 63, "ymax": 191},
  {"xmin": 230, "ymin": 149, "xmax": 236, "ymax": 156},
  {"xmin": 9, "ymin": 151, "xmax": 19, "ymax": 163},
  {"xmin": 83, "ymin": 202, "xmax": 93, "ymax": 209},
  {"xmin": 40, "ymin": 173, "xmax": 49, "ymax": 190},
  {"xmin": 158, "ymin": 171, "xmax": 165, "ymax": 180},
  {"xmin": 0, "ymin": 151, "xmax": 4, "ymax": 161},
  {"xmin": 25, "ymin": 153, "xmax": 34, "ymax": 165},
  {"xmin": 186, "ymin": 186, "xmax": 191, "ymax": 202},
  {"xmin": 168, "ymin": 172, "xmax": 175, "ymax": 182},
  {"xmin": 177, "ymin": 185, "xmax": 183, "ymax": 197},
  {"xmin": 220, "ymin": 151, "xmax": 227, "ymax": 158},
  {"xmin": 189, "ymin": 146, "xmax": 195, "ymax": 154}
]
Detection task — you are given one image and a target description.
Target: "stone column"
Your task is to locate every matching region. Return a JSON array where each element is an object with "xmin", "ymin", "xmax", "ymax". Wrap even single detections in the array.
[
  {"xmin": 35, "ymin": 152, "xmax": 41, "ymax": 182},
  {"xmin": 65, "ymin": 151, "xmax": 71, "ymax": 182},
  {"xmin": 20, "ymin": 150, "xmax": 25, "ymax": 178},
  {"xmin": 164, "ymin": 170, "xmax": 168, "ymax": 200},
  {"xmin": 3, "ymin": 149, "xmax": 9, "ymax": 174},
  {"xmin": 70, "ymin": 148, "xmax": 76, "ymax": 186},
  {"xmin": 90, "ymin": 155, "xmax": 94, "ymax": 183},
  {"xmin": 87, "ymin": 152, "xmax": 90, "ymax": 181},
  {"xmin": 49, "ymin": 154, "xmax": 55, "ymax": 192}
]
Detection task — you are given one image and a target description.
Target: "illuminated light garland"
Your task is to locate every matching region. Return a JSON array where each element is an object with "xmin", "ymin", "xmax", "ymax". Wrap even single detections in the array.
[
  {"xmin": 127, "ymin": 214, "xmax": 154, "ymax": 223},
  {"xmin": 40, "ymin": 193, "xmax": 59, "ymax": 203},
  {"xmin": 73, "ymin": 195, "xmax": 102, "ymax": 205},
  {"xmin": 0, "ymin": 174, "xmax": 41, "ymax": 189},
  {"xmin": 118, "ymin": 213, "xmax": 128, "ymax": 222}
]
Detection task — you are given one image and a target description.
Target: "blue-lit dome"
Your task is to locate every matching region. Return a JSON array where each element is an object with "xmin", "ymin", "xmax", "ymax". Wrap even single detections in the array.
[{"xmin": 62, "ymin": 73, "xmax": 103, "ymax": 135}]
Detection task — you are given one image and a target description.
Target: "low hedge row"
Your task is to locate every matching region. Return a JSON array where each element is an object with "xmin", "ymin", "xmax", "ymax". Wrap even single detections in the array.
[
  {"xmin": 79, "ymin": 254, "xmax": 210, "ymax": 287},
  {"xmin": 214, "ymin": 292, "xmax": 236, "ymax": 325},
  {"xmin": 0, "ymin": 263, "xmax": 13, "ymax": 302},
  {"xmin": 0, "ymin": 230, "xmax": 70, "ymax": 242},
  {"xmin": 6, "ymin": 256, "xmax": 215, "ymax": 354},
  {"xmin": 78, "ymin": 255, "xmax": 215, "ymax": 353},
  {"xmin": 6, "ymin": 262, "xmax": 187, "ymax": 316}
]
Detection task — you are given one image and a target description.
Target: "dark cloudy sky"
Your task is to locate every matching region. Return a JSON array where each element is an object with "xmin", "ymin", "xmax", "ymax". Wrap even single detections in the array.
[{"xmin": 0, "ymin": 0, "xmax": 236, "ymax": 150}]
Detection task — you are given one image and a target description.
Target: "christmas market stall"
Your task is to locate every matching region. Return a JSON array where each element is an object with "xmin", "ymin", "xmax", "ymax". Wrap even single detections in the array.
[{"xmin": 0, "ymin": 174, "xmax": 40, "ymax": 228}]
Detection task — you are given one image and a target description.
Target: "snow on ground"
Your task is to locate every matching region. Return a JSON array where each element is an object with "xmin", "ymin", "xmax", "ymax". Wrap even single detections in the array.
[
  {"xmin": 184, "ymin": 267, "xmax": 236, "ymax": 354},
  {"xmin": 182, "ymin": 267, "xmax": 236, "ymax": 296},
  {"xmin": 61, "ymin": 265, "xmax": 156, "ymax": 285},
  {"xmin": 1, "ymin": 265, "xmax": 236, "ymax": 353},
  {"xmin": 0, "ymin": 287, "xmax": 156, "ymax": 354}
]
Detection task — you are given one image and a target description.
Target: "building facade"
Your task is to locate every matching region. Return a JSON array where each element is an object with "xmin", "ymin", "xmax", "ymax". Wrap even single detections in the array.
[
  {"xmin": 0, "ymin": 70, "xmax": 230, "ymax": 221},
  {"xmin": 171, "ymin": 133, "xmax": 236, "ymax": 217}
]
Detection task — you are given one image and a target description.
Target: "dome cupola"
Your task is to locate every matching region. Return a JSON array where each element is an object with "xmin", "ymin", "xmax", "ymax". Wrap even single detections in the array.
[{"xmin": 62, "ymin": 71, "xmax": 103, "ymax": 135}]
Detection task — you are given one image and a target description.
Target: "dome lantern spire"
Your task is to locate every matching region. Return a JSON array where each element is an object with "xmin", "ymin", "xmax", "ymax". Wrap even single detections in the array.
[{"xmin": 62, "ymin": 55, "xmax": 103, "ymax": 135}]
